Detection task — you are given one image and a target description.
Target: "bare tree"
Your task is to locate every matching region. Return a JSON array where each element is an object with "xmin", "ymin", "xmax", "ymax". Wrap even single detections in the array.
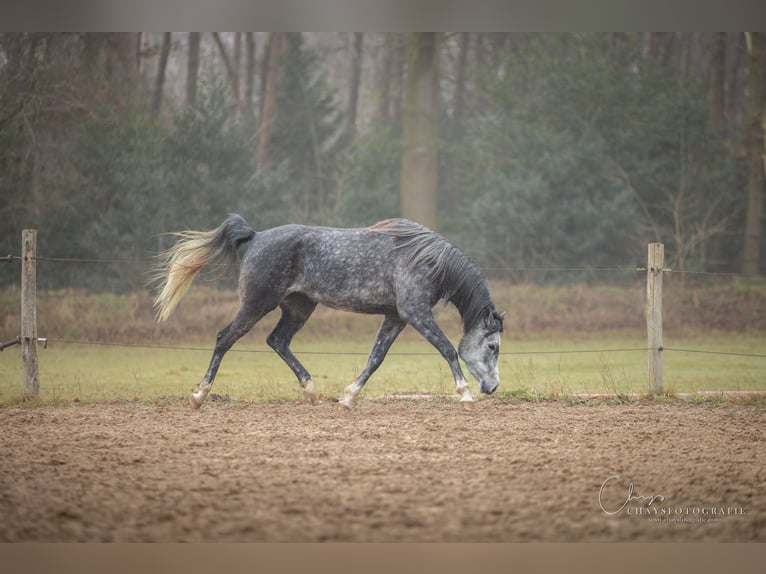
[
  {"xmin": 374, "ymin": 33, "xmax": 394, "ymax": 125},
  {"xmin": 390, "ymin": 34, "xmax": 406, "ymax": 128},
  {"xmin": 152, "ymin": 32, "xmax": 171, "ymax": 116},
  {"xmin": 234, "ymin": 32, "xmax": 242, "ymax": 114},
  {"xmin": 105, "ymin": 33, "xmax": 140, "ymax": 107},
  {"xmin": 452, "ymin": 32, "xmax": 470, "ymax": 135},
  {"xmin": 258, "ymin": 32, "xmax": 285, "ymax": 167},
  {"xmin": 708, "ymin": 32, "xmax": 727, "ymax": 122},
  {"xmin": 344, "ymin": 32, "xmax": 363, "ymax": 143},
  {"xmin": 400, "ymin": 33, "xmax": 440, "ymax": 230},
  {"xmin": 679, "ymin": 32, "xmax": 693, "ymax": 80},
  {"xmin": 443, "ymin": 32, "xmax": 470, "ymax": 219},
  {"xmin": 647, "ymin": 32, "xmax": 676, "ymax": 67},
  {"xmin": 213, "ymin": 32, "xmax": 241, "ymax": 112},
  {"xmin": 743, "ymin": 32, "xmax": 766, "ymax": 275},
  {"xmin": 244, "ymin": 32, "xmax": 256, "ymax": 118},
  {"xmin": 725, "ymin": 33, "xmax": 746, "ymax": 125},
  {"xmin": 186, "ymin": 32, "xmax": 200, "ymax": 107}
]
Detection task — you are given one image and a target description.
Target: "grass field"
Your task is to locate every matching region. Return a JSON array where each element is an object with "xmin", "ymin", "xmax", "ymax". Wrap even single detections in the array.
[
  {"xmin": 1, "ymin": 330, "xmax": 763, "ymax": 405},
  {"xmin": 1, "ymin": 282, "xmax": 764, "ymax": 405}
]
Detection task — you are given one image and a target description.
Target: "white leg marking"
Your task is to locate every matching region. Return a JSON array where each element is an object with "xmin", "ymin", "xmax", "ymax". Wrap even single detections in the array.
[
  {"xmin": 339, "ymin": 383, "xmax": 360, "ymax": 410},
  {"xmin": 190, "ymin": 385, "xmax": 211, "ymax": 410},
  {"xmin": 302, "ymin": 379, "xmax": 316, "ymax": 404},
  {"xmin": 457, "ymin": 380, "xmax": 475, "ymax": 411},
  {"xmin": 456, "ymin": 378, "xmax": 474, "ymax": 403}
]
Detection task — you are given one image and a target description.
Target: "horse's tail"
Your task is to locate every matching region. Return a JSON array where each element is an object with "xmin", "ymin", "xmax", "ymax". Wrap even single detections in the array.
[{"xmin": 153, "ymin": 214, "xmax": 255, "ymax": 322}]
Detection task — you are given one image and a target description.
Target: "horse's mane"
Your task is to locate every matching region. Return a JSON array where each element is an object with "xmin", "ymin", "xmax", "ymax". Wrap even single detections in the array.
[{"xmin": 369, "ymin": 218, "xmax": 500, "ymax": 333}]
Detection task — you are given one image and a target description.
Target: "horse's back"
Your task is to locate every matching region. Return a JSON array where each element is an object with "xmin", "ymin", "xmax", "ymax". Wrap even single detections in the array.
[
  {"xmin": 239, "ymin": 224, "xmax": 411, "ymax": 314},
  {"xmin": 243, "ymin": 223, "xmax": 397, "ymax": 266}
]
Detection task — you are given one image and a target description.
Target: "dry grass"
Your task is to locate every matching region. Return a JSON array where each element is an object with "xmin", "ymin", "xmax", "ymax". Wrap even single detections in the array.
[
  {"xmin": 2, "ymin": 278, "xmax": 765, "ymax": 345},
  {"xmin": 1, "ymin": 280, "xmax": 764, "ymax": 405}
]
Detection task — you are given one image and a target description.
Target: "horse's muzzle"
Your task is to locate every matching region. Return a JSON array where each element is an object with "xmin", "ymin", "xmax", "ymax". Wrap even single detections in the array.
[{"xmin": 480, "ymin": 381, "xmax": 498, "ymax": 395}]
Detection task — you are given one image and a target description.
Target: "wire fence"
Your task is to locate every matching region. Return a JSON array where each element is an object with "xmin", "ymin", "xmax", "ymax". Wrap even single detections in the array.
[
  {"xmin": 39, "ymin": 337, "xmax": 669, "ymax": 357},
  {"xmin": 32, "ymin": 338, "xmax": 766, "ymax": 359},
  {"xmin": 3, "ymin": 251, "xmax": 766, "ymax": 361},
  {"xmin": 7, "ymin": 253, "xmax": 766, "ymax": 278}
]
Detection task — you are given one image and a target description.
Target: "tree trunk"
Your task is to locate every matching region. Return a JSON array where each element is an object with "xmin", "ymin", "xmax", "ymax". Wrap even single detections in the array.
[
  {"xmin": 452, "ymin": 32, "xmax": 469, "ymax": 135},
  {"xmin": 445, "ymin": 32, "xmax": 470, "ymax": 219},
  {"xmin": 375, "ymin": 33, "xmax": 394, "ymax": 125},
  {"xmin": 260, "ymin": 34, "xmax": 271, "ymax": 118},
  {"xmin": 152, "ymin": 32, "xmax": 171, "ymax": 116},
  {"xmin": 725, "ymin": 32, "xmax": 746, "ymax": 126},
  {"xmin": 257, "ymin": 32, "xmax": 285, "ymax": 167},
  {"xmin": 186, "ymin": 32, "xmax": 200, "ymax": 107},
  {"xmin": 708, "ymin": 32, "xmax": 727, "ymax": 123},
  {"xmin": 244, "ymin": 32, "xmax": 256, "ymax": 118},
  {"xmin": 648, "ymin": 32, "xmax": 675, "ymax": 67},
  {"xmin": 138, "ymin": 32, "xmax": 149, "ymax": 78},
  {"xmin": 106, "ymin": 33, "xmax": 139, "ymax": 108},
  {"xmin": 83, "ymin": 32, "xmax": 101, "ymax": 72},
  {"xmin": 213, "ymin": 33, "xmax": 240, "ymax": 111},
  {"xmin": 743, "ymin": 32, "xmax": 766, "ymax": 275},
  {"xmin": 234, "ymin": 32, "xmax": 242, "ymax": 114},
  {"xmin": 343, "ymin": 33, "xmax": 363, "ymax": 143},
  {"xmin": 122, "ymin": 33, "xmax": 140, "ymax": 106},
  {"xmin": 400, "ymin": 33, "xmax": 440, "ymax": 230},
  {"xmin": 390, "ymin": 34, "xmax": 406, "ymax": 129}
]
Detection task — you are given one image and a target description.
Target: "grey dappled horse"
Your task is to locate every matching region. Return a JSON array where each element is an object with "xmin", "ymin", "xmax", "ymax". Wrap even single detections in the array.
[{"xmin": 154, "ymin": 215, "xmax": 505, "ymax": 410}]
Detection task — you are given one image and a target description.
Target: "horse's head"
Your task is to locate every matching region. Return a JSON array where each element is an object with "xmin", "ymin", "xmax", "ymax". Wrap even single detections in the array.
[{"xmin": 458, "ymin": 309, "xmax": 505, "ymax": 395}]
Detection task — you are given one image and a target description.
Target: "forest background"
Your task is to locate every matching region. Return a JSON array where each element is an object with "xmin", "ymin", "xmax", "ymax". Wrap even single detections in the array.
[
  {"xmin": 2, "ymin": 32, "xmax": 766, "ymax": 402},
  {"xmin": 1, "ymin": 32, "xmax": 765, "ymax": 291}
]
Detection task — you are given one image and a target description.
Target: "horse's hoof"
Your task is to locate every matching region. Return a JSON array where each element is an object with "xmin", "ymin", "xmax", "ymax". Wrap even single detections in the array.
[
  {"xmin": 190, "ymin": 388, "xmax": 208, "ymax": 410},
  {"xmin": 302, "ymin": 380, "xmax": 316, "ymax": 405},
  {"xmin": 337, "ymin": 401, "xmax": 352, "ymax": 413},
  {"xmin": 461, "ymin": 400, "xmax": 475, "ymax": 412}
]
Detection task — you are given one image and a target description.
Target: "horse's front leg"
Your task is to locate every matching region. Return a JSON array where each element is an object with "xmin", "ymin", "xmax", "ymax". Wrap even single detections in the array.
[
  {"xmin": 339, "ymin": 315, "xmax": 406, "ymax": 410},
  {"xmin": 398, "ymin": 307, "xmax": 474, "ymax": 408}
]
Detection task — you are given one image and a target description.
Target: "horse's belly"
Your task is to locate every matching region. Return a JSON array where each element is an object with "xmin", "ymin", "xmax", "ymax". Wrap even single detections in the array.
[
  {"xmin": 323, "ymin": 299, "xmax": 395, "ymax": 314},
  {"xmin": 290, "ymin": 284, "xmax": 396, "ymax": 315}
]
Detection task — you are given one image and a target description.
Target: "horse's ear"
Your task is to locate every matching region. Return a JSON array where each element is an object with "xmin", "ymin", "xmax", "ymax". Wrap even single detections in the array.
[
  {"xmin": 486, "ymin": 310, "xmax": 506, "ymax": 331},
  {"xmin": 489, "ymin": 310, "xmax": 506, "ymax": 333}
]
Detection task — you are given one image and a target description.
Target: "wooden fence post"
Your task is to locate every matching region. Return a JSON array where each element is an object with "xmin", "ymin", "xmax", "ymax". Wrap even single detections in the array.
[
  {"xmin": 21, "ymin": 229, "xmax": 39, "ymax": 398},
  {"xmin": 647, "ymin": 243, "xmax": 664, "ymax": 394}
]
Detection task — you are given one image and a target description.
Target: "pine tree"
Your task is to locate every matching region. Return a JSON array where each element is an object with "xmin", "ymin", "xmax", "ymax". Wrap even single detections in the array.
[{"xmin": 269, "ymin": 33, "xmax": 343, "ymax": 223}]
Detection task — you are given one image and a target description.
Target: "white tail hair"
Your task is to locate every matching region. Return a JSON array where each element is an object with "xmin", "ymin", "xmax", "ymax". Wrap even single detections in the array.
[{"xmin": 152, "ymin": 215, "xmax": 254, "ymax": 322}]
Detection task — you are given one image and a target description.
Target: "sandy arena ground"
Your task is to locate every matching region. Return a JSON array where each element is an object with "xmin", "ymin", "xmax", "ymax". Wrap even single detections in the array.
[{"xmin": 0, "ymin": 399, "xmax": 763, "ymax": 542}]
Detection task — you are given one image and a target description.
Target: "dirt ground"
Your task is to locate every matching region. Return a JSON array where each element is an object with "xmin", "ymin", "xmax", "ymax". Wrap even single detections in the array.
[{"xmin": 0, "ymin": 399, "xmax": 764, "ymax": 542}]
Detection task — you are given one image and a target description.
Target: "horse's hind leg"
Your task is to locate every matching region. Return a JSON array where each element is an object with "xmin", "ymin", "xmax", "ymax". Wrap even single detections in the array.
[
  {"xmin": 191, "ymin": 303, "xmax": 271, "ymax": 409},
  {"xmin": 266, "ymin": 293, "xmax": 318, "ymax": 403}
]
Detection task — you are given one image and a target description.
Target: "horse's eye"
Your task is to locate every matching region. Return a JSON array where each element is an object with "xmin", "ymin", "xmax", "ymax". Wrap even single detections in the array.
[{"xmin": 488, "ymin": 343, "xmax": 497, "ymax": 352}]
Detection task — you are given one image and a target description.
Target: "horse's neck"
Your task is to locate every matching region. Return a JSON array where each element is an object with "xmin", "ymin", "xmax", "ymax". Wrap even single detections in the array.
[{"xmin": 447, "ymin": 274, "xmax": 494, "ymax": 334}]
